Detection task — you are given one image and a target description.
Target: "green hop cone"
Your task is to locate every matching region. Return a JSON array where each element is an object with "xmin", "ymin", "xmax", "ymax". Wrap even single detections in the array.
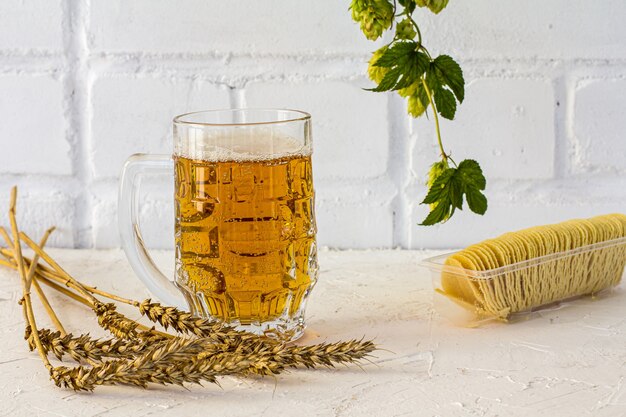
[
  {"xmin": 427, "ymin": 159, "xmax": 449, "ymax": 216},
  {"xmin": 399, "ymin": 82, "xmax": 419, "ymax": 99},
  {"xmin": 350, "ymin": 0, "xmax": 394, "ymax": 41},
  {"xmin": 396, "ymin": 18, "xmax": 417, "ymax": 40},
  {"xmin": 403, "ymin": 82, "xmax": 429, "ymax": 117},
  {"xmin": 415, "ymin": 0, "xmax": 450, "ymax": 14},
  {"xmin": 408, "ymin": 93, "xmax": 427, "ymax": 117},
  {"xmin": 367, "ymin": 47, "xmax": 389, "ymax": 84}
]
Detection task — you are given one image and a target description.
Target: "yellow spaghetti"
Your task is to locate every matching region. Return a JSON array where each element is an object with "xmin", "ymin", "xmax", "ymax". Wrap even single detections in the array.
[{"xmin": 440, "ymin": 214, "xmax": 626, "ymax": 320}]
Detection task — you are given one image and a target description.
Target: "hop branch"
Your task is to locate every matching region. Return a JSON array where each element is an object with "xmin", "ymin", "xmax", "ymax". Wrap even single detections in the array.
[{"xmin": 350, "ymin": 0, "xmax": 488, "ymax": 225}]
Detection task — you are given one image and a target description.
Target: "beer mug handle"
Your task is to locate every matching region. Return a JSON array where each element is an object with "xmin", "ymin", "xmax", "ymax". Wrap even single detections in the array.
[{"xmin": 118, "ymin": 154, "xmax": 187, "ymax": 309}]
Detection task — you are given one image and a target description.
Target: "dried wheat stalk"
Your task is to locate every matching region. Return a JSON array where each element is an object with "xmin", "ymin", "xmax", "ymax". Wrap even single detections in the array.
[
  {"xmin": 27, "ymin": 328, "xmax": 159, "ymax": 362},
  {"xmin": 1, "ymin": 186, "xmax": 378, "ymax": 391},
  {"xmin": 138, "ymin": 299, "xmax": 287, "ymax": 345}
]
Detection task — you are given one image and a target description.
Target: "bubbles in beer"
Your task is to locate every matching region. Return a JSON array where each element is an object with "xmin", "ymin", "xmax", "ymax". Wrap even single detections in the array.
[
  {"xmin": 174, "ymin": 134, "xmax": 317, "ymax": 326},
  {"xmin": 174, "ymin": 130, "xmax": 311, "ymax": 163}
]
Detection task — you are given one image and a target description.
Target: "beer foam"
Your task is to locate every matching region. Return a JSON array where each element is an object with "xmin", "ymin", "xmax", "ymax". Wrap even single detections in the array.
[{"xmin": 175, "ymin": 131, "xmax": 311, "ymax": 162}]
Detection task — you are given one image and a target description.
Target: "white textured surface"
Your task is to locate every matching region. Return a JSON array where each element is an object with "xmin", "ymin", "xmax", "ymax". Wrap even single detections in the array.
[
  {"xmin": 0, "ymin": 1, "xmax": 626, "ymax": 249},
  {"xmin": 0, "ymin": 249, "xmax": 625, "ymax": 416}
]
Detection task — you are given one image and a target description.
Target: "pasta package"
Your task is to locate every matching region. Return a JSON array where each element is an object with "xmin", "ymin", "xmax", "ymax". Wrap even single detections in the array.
[{"xmin": 421, "ymin": 214, "xmax": 626, "ymax": 324}]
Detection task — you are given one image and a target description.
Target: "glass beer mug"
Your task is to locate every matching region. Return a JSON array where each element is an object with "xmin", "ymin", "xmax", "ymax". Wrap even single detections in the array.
[{"xmin": 119, "ymin": 109, "xmax": 318, "ymax": 340}]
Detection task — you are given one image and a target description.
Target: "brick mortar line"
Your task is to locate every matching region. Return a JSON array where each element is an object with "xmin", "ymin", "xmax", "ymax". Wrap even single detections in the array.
[
  {"xmin": 552, "ymin": 72, "xmax": 569, "ymax": 179},
  {"xmin": 61, "ymin": 0, "xmax": 92, "ymax": 248},
  {"xmin": 387, "ymin": 95, "xmax": 411, "ymax": 248},
  {"xmin": 4, "ymin": 50, "xmax": 626, "ymax": 66},
  {"xmin": 230, "ymin": 87, "xmax": 243, "ymax": 108},
  {"xmin": 3, "ymin": 47, "xmax": 626, "ymax": 61},
  {"xmin": 3, "ymin": 55, "xmax": 626, "ymax": 87},
  {"xmin": 565, "ymin": 75, "xmax": 583, "ymax": 175}
]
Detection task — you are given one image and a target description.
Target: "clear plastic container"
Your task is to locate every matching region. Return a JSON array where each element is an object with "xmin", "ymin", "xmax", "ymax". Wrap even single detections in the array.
[{"xmin": 421, "ymin": 237, "xmax": 626, "ymax": 326}]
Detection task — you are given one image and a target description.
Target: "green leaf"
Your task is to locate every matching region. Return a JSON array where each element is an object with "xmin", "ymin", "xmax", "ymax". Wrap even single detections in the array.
[
  {"xmin": 420, "ymin": 196, "xmax": 452, "ymax": 226},
  {"xmin": 395, "ymin": 71, "xmax": 418, "ymax": 90},
  {"xmin": 373, "ymin": 42, "xmax": 417, "ymax": 68},
  {"xmin": 466, "ymin": 189, "xmax": 488, "ymax": 215},
  {"xmin": 419, "ymin": 159, "xmax": 488, "ymax": 226},
  {"xmin": 432, "ymin": 55, "xmax": 465, "ymax": 103},
  {"xmin": 407, "ymin": 53, "xmax": 431, "ymax": 84},
  {"xmin": 433, "ymin": 87, "xmax": 456, "ymax": 120},
  {"xmin": 368, "ymin": 67, "xmax": 402, "ymax": 92},
  {"xmin": 369, "ymin": 42, "xmax": 430, "ymax": 93},
  {"xmin": 417, "ymin": 84, "xmax": 430, "ymax": 108},
  {"xmin": 422, "ymin": 167, "xmax": 454, "ymax": 204},
  {"xmin": 456, "ymin": 159, "xmax": 486, "ymax": 190},
  {"xmin": 449, "ymin": 176, "xmax": 464, "ymax": 209},
  {"xmin": 425, "ymin": 68, "xmax": 442, "ymax": 92}
]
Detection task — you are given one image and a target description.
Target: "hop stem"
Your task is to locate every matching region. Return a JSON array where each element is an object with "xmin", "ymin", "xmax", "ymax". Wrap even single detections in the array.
[{"xmin": 421, "ymin": 79, "xmax": 447, "ymax": 162}]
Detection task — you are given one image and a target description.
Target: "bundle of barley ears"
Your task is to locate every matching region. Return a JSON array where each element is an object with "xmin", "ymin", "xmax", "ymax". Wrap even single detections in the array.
[{"xmin": 0, "ymin": 187, "xmax": 376, "ymax": 391}]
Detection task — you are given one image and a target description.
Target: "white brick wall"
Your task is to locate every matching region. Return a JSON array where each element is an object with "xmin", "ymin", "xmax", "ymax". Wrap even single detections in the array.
[
  {"xmin": 89, "ymin": 0, "xmax": 382, "ymax": 55},
  {"xmin": 0, "ymin": 0, "xmax": 63, "ymax": 51},
  {"xmin": 411, "ymin": 78, "xmax": 556, "ymax": 180},
  {"xmin": 420, "ymin": 0, "xmax": 626, "ymax": 60},
  {"xmin": 0, "ymin": 74, "xmax": 71, "ymax": 175},
  {"xmin": 1, "ymin": 1, "xmax": 625, "ymax": 249},
  {"xmin": 573, "ymin": 79, "xmax": 626, "ymax": 174}
]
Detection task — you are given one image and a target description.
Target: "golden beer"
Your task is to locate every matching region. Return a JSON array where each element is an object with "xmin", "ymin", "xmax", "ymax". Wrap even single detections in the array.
[{"xmin": 174, "ymin": 149, "xmax": 317, "ymax": 325}]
